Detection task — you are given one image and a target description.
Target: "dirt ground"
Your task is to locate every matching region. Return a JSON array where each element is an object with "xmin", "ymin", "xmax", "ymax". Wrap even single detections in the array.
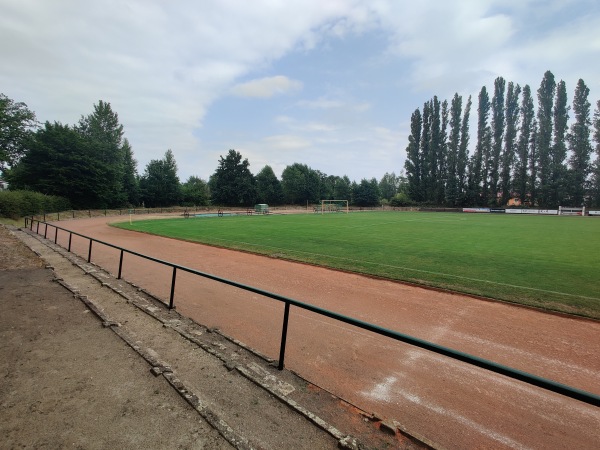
[
  {"xmin": 0, "ymin": 226, "xmax": 235, "ymax": 449},
  {"xmin": 35, "ymin": 214, "xmax": 600, "ymax": 450},
  {"xmin": 1, "ymin": 224, "xmax": 430, "ymax": 450}
]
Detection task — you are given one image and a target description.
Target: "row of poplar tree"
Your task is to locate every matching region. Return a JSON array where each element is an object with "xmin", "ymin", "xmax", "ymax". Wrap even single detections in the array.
[{"xmin": 404, "ymin": 70, "xmax": 600, "ymax": 208}]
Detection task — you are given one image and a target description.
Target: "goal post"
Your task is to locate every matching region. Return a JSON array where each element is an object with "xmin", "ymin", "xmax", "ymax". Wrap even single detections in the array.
[{"xmin": 320, "ymin": 199, "xmax": 349, "ymax": 214}]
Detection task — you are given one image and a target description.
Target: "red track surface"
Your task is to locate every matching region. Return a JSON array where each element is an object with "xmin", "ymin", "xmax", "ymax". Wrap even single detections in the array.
[{"xmin": 49, "ymin": 216, "xmax": 600, "ymax": 449}]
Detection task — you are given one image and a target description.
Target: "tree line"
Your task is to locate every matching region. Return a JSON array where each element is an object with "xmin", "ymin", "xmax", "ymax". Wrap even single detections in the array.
[
  {"xmin": 1, "ymin": 95, "xmax": 407, "ymax": 210},
  {"xmin": 405, "ymin": 70, "xmax": 600, "ymax": 208}
]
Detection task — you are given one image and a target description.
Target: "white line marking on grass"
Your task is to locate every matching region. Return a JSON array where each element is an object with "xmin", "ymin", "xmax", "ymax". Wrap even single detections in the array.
[{"xmin": 204, "ymin": 237, "xmax": 600, "ymax": 302}]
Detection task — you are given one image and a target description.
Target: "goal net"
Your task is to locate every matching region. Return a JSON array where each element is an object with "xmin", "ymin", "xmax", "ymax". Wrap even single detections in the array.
[
  {"xmin": 559, "ymin": 206, "xmax": 586, "ymax": 216},
  {"xmin": 319, "ymin": 200, "xmax": 349, "ymax": 214}
]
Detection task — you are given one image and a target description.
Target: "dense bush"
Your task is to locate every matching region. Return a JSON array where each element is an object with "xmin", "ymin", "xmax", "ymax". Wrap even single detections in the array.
[
  {"xmin": 0, "ymin": 190, "xmax": 71, "ymax": 219},
  {"xmin": 389, "ymin": 192, "xmax": 415, "ymax": 207}
]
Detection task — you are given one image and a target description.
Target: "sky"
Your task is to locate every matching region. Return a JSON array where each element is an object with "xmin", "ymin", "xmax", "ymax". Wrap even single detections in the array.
[{"xmin": 2, "ymin": 0, "xmax": 599, "ymax": 183}]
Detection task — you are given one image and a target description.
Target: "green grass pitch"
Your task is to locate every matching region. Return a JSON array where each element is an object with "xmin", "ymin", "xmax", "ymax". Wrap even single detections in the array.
[{"xmin": 113, "ymin": 212, "xmax": 600, "ymax": 319}]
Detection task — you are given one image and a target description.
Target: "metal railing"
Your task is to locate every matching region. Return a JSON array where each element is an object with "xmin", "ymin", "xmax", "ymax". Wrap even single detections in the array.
[{"xmin": 24, "ymin": 217, "xmax": 600, "ymax": 408}]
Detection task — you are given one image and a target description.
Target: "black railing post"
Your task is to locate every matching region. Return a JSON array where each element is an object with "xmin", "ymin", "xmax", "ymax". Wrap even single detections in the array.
[
  {"xmin": 54, "ymin": 227, "xmax": 58, "ymax": 244},
  {"xmin": 68, "ymin": 232, "xmax": 72, "ymax": 252},
  {"xmin": 169, "ymin": 267, "xmax": 177, "ymax": 309},
  {"xmin": 278, "ymin": 302, "xmax": 291, "ymax": 370},
  {"xmin": 44, "ymin": 224, "xmax": 48, "ymax": 239},
  {"xmin": 36, "ymin": 221, "xmax": 39, "ymax": 233},
  {"xmin": 87, "ymin": 239, "xmax": 93, "ymax": 263},
  {"xmin": 118, "ymin": 249, "xmax": 124, "ymax": 279}
]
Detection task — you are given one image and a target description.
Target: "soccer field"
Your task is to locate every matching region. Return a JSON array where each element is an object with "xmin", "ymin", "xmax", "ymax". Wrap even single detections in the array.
[{"xmin": 114, "ymin": 211, "xmax": 600, "ymax": 318}]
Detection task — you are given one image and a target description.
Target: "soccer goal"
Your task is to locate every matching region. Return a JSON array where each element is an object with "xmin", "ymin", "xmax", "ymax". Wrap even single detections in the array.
[
  {"xmin": 559, "ymin": 206, "xmax": 586, "ymax": 216},
  {"xmin": 320, "ymin": 199, "xmax": 349, "ymax": 214}
]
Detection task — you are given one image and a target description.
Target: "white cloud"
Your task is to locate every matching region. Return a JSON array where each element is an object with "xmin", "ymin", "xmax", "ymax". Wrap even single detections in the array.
[
  {"xmin": 263, "ymin": 134, "xmax": 311, "ymax": 150},
  {"xmin": 230, "ymin": 76, "xmax": 303, "ymax": 98},
  {"xmin": 1, "ymin": 0, "xmax": 598, "ymax": 184}
]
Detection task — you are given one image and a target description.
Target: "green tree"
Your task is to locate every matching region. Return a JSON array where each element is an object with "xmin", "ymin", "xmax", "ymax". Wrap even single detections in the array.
[
  {"xmin": 0, "ymin": 93, "xmax": 38, "ymax": 173},
  {"xmin": 352, "ymin": 178, "xmax": 380, "ymax": 207},
  {"xmin": 333, "ymin": 175, "xmax": 352, "ymax": 201},
  {"xmin": 208, "ymin": 149, "xmax": 256, "ymax": 206},
  {"xmin": 456, "ymin": 95, "xmax": 472, "ymax": 205},
  {"xmin": 8, "ymin": 122, "xmax": 110, "ymax": 208},
  {"xmin": 445, "ymin": 94, "xmax": 462, "ymax": 206},
  {"xmin": 255, "ymin": 165, "xmax": 283, "ymax": 205},
  {"xmin": 468, "ymin": 86, "xmax": 491, "ymax": 206},
  {"xmin": 514, "ymin": 85, "xmax": 534, "ymax": 205},
  {"xmin": 500, "ymin": 82, "xmax": 521, "ymax": 205},
  {"xmin": 591, "ymin": 100, "xmax": 600, "ymax": 207},
  {"xmin": 420, "ymin": 100, "xmax": 433, "ymax": 202},
  {"xmin": 379, "ymin": 172, "xmax": 401, "ymax": 201},
  {"xmin": 281, "ymin": 163, "xmax": 320, "ymax": 205},
  {"xmin": 404, "ymin": 108, "xmax": 423, "ymax": 202},
  {"xmin": 536, "ymin": 70, "xmax": 556, "ymax": 207},
  {"xmin": 181, "ymin": 176, "xmax": 209, "ymax": 206},
  {"xmin": 550, "ymin": 80, "xmax": 569, "ymax": 206},
  {"xmin": 488, "ymin": 77, "xmax": 506, "ymax": 204},
  {"xmin": 140, "ymin": 149, "xmax": 181, "ymax": 207},
  {"xmin": 529, "ymin": 119, "xmax": 539, "ymax": 205},
  {"xmin": 567, "ymin": 79, "xmax": 592, "ymax": 206},
  {"xmin": 77, "ymin": 100, "xmax": 127, "ymax": 206},
  {"xmin": 121, "ymin": 138, "xmax": 140, "ymax": 206},
  {"xmin": 437, "ymin": 99, "xmax": 449, "ymax": 204}
]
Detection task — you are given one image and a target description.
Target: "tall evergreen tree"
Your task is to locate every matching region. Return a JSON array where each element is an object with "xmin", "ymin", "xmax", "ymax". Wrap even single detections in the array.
[
  {"xmin": 209, "ymin": 149, "xmax": 256, "ymax": 206},
  {"xmin": 500, "ymin": 82, "xmax": 521, "ymax": 205},
  {"xmin": 514, "ymin": 85, "xmax": 534, "ymax": 205},
  {"xmin": 468, "ymin": 86, "xmax": 491, "ymax": 206},
  {"xmin": 404, "ymin": 108, "xmax": 423, "ymax": 202},
  {"xmin": 488, "ymin": 77, "xmax": 506, "ymax": 204},
  {"xmin": 536, "ymin": 70, "xmax": 556, "ymax": 207},
  {"xmin": 121, "ymin": 138, "xmax": 140, "ymax": 206},
  {"xmin": 567, "ymin": 79, "xmax": 592, "ymax": 206},
  {"xmin": 77, "ymin": 100, "xmax": 127, "ymax": 207},
  {"xmin": 550, "ymin": 80, "xmax": 569, "ymax": 205}
]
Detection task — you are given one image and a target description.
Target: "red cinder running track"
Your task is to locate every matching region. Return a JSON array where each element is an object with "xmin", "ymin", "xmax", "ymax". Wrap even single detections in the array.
[{"xmin": 50, "ymin": 217, "xmax": 600, "ymax": 449}]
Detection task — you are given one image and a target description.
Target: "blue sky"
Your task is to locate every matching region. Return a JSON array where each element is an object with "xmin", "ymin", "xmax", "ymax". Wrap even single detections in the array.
[{"xmin": 2, "ymin": 0, "xmax": 599, "ymax": 182}]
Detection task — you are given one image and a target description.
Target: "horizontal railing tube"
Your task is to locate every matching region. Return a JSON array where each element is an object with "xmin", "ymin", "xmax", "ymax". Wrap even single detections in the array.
[{"xmin": 23, "ymin": 219, "xmax": 600, "ymax": 408}]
